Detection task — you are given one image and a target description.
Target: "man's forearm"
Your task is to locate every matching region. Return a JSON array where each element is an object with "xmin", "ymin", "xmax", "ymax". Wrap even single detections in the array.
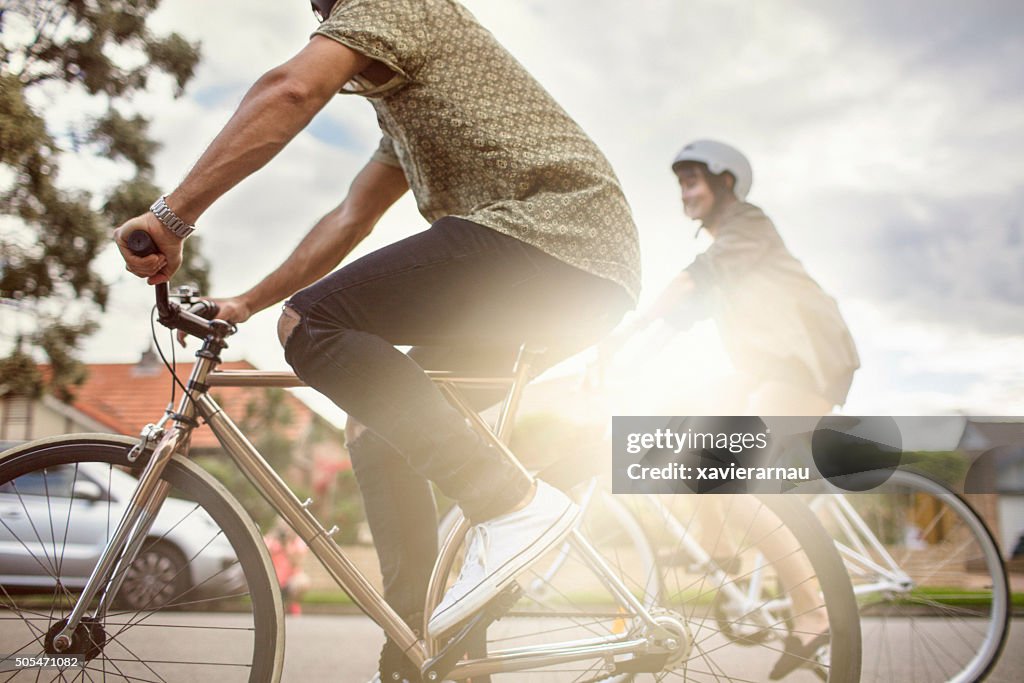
[
  {"xmin": 237, "ymin": 208, "xmax": 372, "ymax": 315},
  {"xmin": 237, "ymin": 161, "xmax": 408, "ymax": 314}
]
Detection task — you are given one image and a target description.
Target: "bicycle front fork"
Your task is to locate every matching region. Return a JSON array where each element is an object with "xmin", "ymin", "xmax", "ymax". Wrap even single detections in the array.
[{"xmin": 50, "ymin": 427, "xmax": 181, "ymax": 652}]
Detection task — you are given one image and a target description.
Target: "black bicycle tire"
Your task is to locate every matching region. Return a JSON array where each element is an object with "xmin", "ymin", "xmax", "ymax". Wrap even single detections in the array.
[
  {"xmin": 0, "ymin": 435, "xmax": 284, "ymax": 682},
  {"xmin": 757, "ymin": 494, "xmax": 862, "ymax": 683}
]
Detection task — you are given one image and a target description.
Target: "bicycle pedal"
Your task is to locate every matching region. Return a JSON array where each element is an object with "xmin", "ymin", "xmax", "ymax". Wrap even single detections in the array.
[
  {"xmin": 485, "ymin": 581, "xmax": 522, "ymax": 617},
  {"xmin": 422, "ymin": 583, "xmax": 522, "ymax": 681}
]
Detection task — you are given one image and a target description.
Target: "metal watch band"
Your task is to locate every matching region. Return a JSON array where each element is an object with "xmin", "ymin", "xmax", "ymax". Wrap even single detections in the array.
[{"xmin": 149, "ymin": 196, "xmax": 195, "ymax": 239}]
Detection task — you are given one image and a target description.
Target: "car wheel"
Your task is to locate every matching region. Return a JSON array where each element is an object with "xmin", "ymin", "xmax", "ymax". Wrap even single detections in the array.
[{"xmin": 118, "ymin": 540, "xmax": 189, "ymax": 611}]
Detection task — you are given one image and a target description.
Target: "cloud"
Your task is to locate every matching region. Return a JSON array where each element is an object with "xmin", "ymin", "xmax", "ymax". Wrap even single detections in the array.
[
  {"xmin": 785, "ymin": 189, "xmax": 1024, "ymax": 336},
  {"xmin": 871, "ymin": 195, "xmax": 1024, "ymax": 335},
  {"xmin": 806, "ymin": 0, "xmax": 1024, "ymax": 83},
  {"xmin": 842, "ymin": 301, "xmax": 1024, "ymax": 415}
]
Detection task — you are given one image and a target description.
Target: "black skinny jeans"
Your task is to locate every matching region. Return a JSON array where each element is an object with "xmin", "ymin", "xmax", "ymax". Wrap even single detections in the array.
[{"xmin": 283, "ymin": 216, "xmax": 630, "ymax": 627}]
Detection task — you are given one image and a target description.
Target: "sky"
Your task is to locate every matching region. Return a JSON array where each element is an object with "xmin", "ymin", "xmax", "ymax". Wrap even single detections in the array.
[{"xmin": 4, "ymin": 0, "xmax": 1024, "ymax": 423}]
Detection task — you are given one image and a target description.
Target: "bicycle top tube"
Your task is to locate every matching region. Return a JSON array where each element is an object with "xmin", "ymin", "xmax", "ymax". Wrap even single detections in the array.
[
  {"xmin": 207, "ymin": 368, "xmax": 520, "ymax": 388},
  {"xmin": 206, "ymin": 350, "xmax": 539, "ymax": 444}
]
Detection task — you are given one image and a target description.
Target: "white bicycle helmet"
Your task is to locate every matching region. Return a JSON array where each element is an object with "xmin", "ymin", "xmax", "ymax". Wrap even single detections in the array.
[{"xmin": 671, "ymin": 139, "xmax": 753, "ymax": 201}]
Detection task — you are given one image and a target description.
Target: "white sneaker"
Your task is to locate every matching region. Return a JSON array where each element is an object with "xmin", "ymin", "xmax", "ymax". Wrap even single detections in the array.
[{"xmin": 427, "ymin": 480, "xmax": 579, "ymax": 638}]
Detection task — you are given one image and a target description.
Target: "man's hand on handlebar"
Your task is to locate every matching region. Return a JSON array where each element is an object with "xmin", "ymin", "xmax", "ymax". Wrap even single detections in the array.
[
  {"xmin": 123, "ymin": 229, "xmax": 235, "ymax": 343},
  {"xmin": 114, "ymin": 213, "xmax": 184, "ymax": 285},
  {"xmin": 175, "ymin": 296, "xmax": 252, "ymax": 347},
  {"xmin": 206, "ymin": 296, "xmax": 253, "ymax": 325}
]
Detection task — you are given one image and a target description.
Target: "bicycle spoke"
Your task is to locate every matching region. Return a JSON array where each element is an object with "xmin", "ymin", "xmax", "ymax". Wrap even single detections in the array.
[
  {"xmin": 104, "ymin": 572, "xmax": 250, "ymax": 658},
  {"xmin": 103, "ymin": 637, "xmax": 170, "ymax": 683},
  {"xmin": 2, "ymin": 488, "xmax": 61, "ymax": 582}
]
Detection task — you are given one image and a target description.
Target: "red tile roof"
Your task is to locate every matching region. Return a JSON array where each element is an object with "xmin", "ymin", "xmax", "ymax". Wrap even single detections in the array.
[{"xmin": 42, "ymin": 360, "xmax": 328, "ymax": 450}]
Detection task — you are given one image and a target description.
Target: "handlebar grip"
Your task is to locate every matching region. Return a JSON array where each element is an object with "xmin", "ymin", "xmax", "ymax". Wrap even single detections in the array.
[
  {"xmin": 126, "ymin": 230, "xmax": 158, "ymax": 257},
  {"xmin": 187, "ymin": 300, "xmax": 221, "ymax": 320}
]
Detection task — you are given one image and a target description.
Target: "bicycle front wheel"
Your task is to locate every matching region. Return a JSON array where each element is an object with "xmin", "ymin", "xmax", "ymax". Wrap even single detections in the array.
[
  {"xmin": 0, "ymin": 435, "xmax": 284, "ymax": 682},
  {"xmin": 815, "ymin": 469, "xmax": 1010, "ymax": 683}
]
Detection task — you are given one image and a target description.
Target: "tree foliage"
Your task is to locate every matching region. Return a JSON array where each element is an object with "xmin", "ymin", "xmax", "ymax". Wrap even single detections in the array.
[
  {"xmin": 0, "ymin": 0, "xmax": 207, "ymax": 399},
  {"xmin": 240, "ymin": 388, "xmax": 297, "ymax": 473}
]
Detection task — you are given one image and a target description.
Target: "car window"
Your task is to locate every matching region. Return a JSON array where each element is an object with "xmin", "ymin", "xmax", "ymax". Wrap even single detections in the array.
[{"xmin": 0, "ymin": 465, "xmax": 84, "ymax": 498}]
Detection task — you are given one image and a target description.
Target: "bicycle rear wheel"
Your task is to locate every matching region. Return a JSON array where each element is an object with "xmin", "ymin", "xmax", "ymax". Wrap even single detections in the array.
[
  {"xmin": 431, "ymin": 488, "xmax": 860, "ymax": 682},
  {"xmin": 0, "ymin": 435, "xmax": 284, "ymax": 682},
  {"xmin": 815, "ymin": 469, "xmax": 1010, "ymax": 683}
]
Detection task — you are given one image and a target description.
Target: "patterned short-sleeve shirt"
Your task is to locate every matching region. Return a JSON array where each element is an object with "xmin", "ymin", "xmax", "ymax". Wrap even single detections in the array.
[{"xmin": 315, "ymin": 0, "xmax": 641, "ymax": 302}]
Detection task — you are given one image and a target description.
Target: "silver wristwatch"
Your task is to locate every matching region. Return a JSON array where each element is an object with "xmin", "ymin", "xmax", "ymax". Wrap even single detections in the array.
[{"xmin": 149, "ymin": 196, "xmax": 195, "ymax": 239}]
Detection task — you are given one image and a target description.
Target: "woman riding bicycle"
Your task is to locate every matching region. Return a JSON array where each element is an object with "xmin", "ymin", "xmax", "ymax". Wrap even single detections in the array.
[
  {"xmin": 607, "ymin": 139, "xmax": 859, "ymax": 415},
  {"xmin": 114, "ymin": 1, "xmax": 639, "ymax": 680}
]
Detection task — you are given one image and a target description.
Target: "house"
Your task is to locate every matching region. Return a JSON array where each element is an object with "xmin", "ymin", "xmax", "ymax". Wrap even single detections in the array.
[
  {"xmin": 0, "ymin": 352, "xmax": 349, "ymax": 500},
  {"xmin": 957, "ymin": 418, "xmax": 1024, "ymax": 558}
]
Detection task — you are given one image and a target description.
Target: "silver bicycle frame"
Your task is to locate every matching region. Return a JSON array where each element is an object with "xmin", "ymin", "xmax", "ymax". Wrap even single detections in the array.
[{"xmin": 54, "ymin": 344, "xmax": 670, "ymax": 678}]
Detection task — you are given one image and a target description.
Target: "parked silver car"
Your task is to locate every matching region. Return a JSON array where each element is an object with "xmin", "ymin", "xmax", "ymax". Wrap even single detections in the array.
[{"xmin": 0, "ymin": 461, "xmax": 244, "ymax": 610}]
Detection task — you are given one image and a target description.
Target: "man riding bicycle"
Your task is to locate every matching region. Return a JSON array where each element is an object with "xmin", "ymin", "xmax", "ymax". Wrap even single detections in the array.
[{"xmin": 115, "ymin": 1, "xmax": 639, "ymax": 680}]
